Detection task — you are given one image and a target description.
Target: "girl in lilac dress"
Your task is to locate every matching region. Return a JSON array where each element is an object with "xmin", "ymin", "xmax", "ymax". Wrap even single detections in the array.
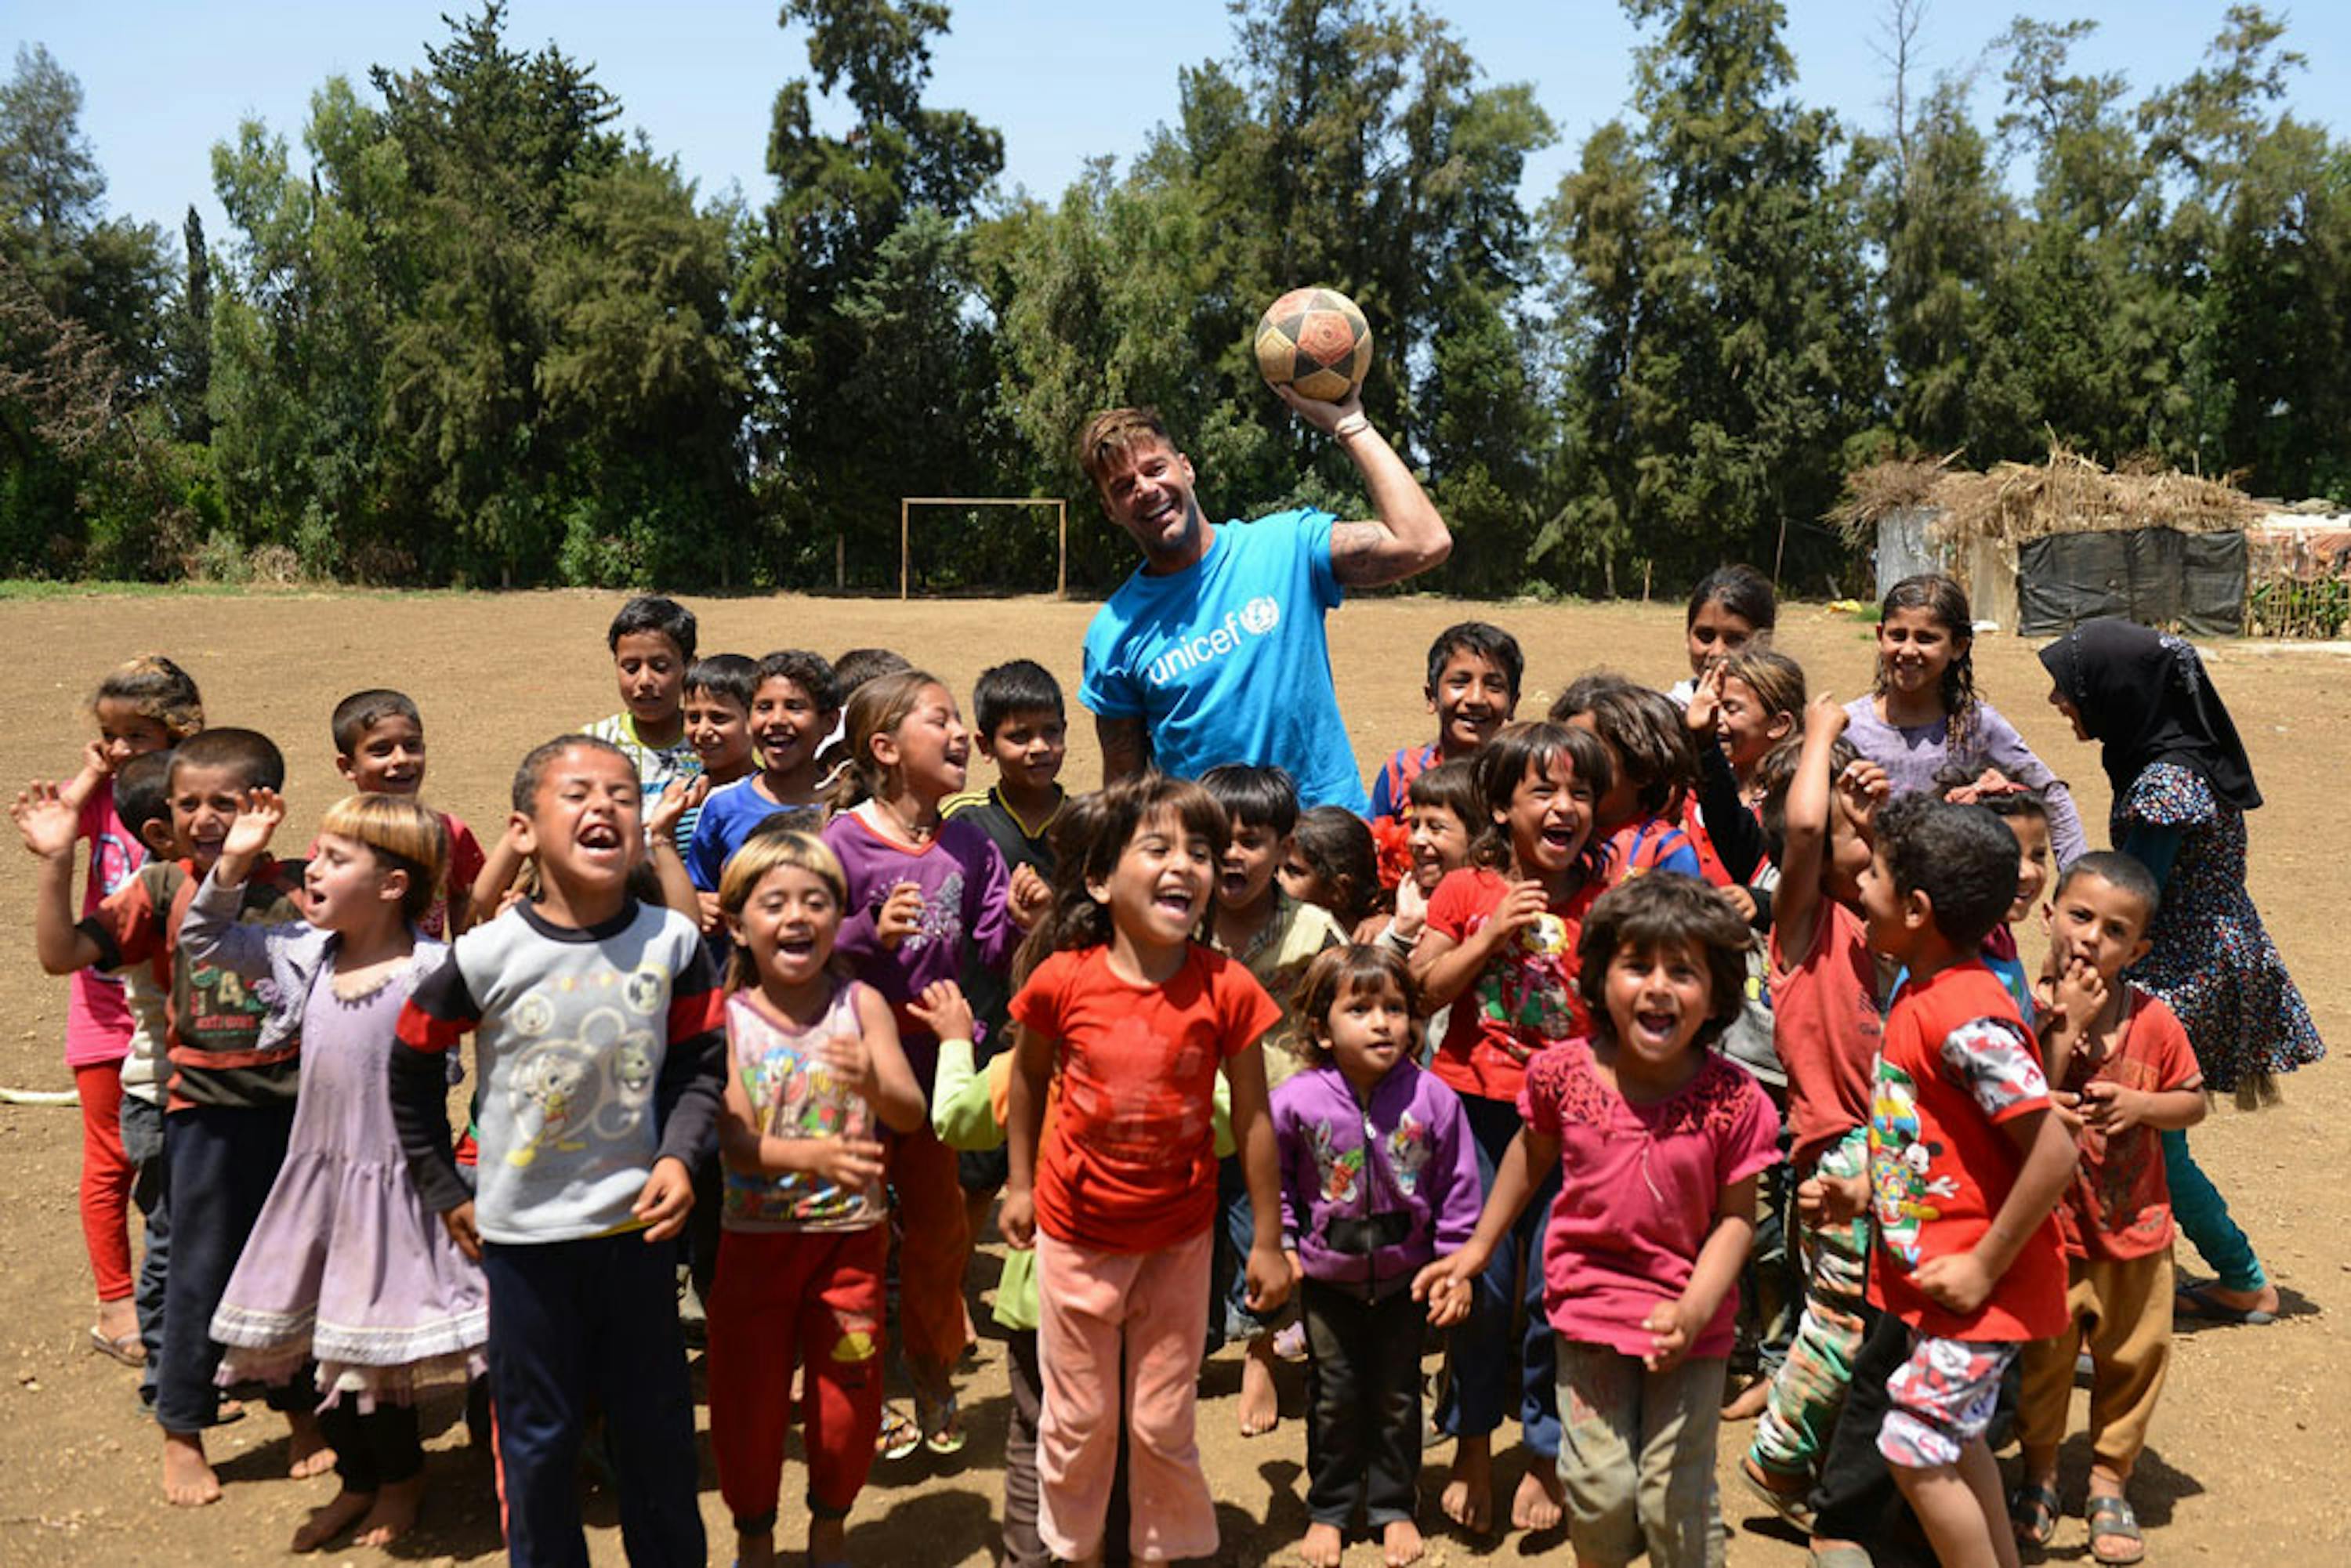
[
  {"xmin": 1844, "ymin": 573, "xmax": 2088, "ymax": 866},
  {"xmin": 181, "ymin": 789, "xmax": 486, "ymax": 1552}
]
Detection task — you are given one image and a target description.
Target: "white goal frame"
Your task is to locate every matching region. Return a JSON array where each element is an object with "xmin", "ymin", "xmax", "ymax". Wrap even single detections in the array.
[{"xmin": 895, "ymin": 496, "xmax": 1068, "ymax": 600}]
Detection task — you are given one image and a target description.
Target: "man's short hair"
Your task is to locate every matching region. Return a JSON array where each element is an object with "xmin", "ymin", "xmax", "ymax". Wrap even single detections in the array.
[
  {"xmin": 606, "ymin": 595, "xmax": 697, "ymax": 661},
  {"xmin": 974, "ymin": 659, "xmax": 1065, "ymax": 740},
  {"xmin": 685, "ymin": 654, "xmax": 759, "ymax": 713},
  {"xmin": 331, "ymin": 689, "xmax": 422, "ymax": 755},
  {"xmin": 1077, "ymin": 407, "xmax": 1177, "ymax": 493},
  {"xmin": 1875, "ymin": 796, "xmax": 2020, "ymax": 951},
  {"xmin": 1199, "ymin": 763, "xmax": 1300, "ymax": 838},
  {"xmin": 170, "ymin": 728, "xmax": 285, "ymax": 793}
]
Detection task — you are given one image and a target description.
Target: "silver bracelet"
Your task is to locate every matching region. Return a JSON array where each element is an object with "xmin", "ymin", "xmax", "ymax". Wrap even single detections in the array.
[{"xmin": 1332, "ymin": 411, "xmax": 1371, "ymax": 440}]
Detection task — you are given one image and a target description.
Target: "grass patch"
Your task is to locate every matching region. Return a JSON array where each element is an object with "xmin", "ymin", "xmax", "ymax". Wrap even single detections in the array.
[{"xmin": 0, "ymin": 579, "xmax": 490, "ymax": 603}]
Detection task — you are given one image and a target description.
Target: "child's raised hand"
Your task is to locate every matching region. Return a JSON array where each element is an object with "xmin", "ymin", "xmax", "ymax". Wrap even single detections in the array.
[
  {"xmin": 440, "ymin": 1200, "xmax": 483, "ymax": 1262},
  {"xmin": 1007, "ymin": 862, "xmax": 1052, "ymax": 930},
  {"xmin": 223, "ymin": 787, "xmax": 288, "ymax": 860},
  {"xmin": 82, "ymin": 738, "xmax": 116, "ymax": 780},
  {"xmin": 1391, "ymin": 871, "xmax": 1429, "ymax": 939},
  {"xmin": 1641, "ymin": 1298, "xmax": 1697, "ymax": 1373},
  {"xmin": 1835, "ymin": 759, "xmax": 1889, "ymax": 832},
  {"xmin": 644, "ymin": 775, "xmax": 706, "ymax": 843},
  {"xmin": 999, "ymin": 1185, "xmax": 1037, "ymax": 1251},
  {"xmin": 10, "ymin": 781, "xmax": 80, "ymax": 860},
  {"xmin": 631, "ymin": 1155, "xmax": 696, "ymax": 1243},
  {"xmin": 1722, "ymin": 883, "xmax": 1759, "ymax": 923},
  {"xmin": 1912, "ymin": 1250, "xmax": 1996, "ymax": 1316},
  {"xmin": 875, "ymin": 880, "xmax": 926, "ymax": 950},
  {"xmin": 2052, "ymin": 954, "xmax": 2106, "ymax": 1032},
  {"xmin": 1243, "ymin": 1240, "xmax": 1292, "ymax": 1316},
  {"xmin": 907, "ymin": 980, "xmax": 976, "ymax": 1045},
  {"xmin": 1487, "ymin": 877, "xmax": 1552, "ymax": 943},
  {"xmin": 694, "ymin": 889, "xmax": 723, "ymax": 935},
  {"xmin": 1804, "ymin": 692, "xmax": 1849, "ymax": 739},
  {"xmin": 1684, "ymin": 661, "xmax": 1726, "ymax": 736}
]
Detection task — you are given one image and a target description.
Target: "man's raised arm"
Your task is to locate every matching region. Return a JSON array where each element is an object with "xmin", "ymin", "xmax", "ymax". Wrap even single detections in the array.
[{"xmin": 1277, "ymin": 385, "xmax": 1451, "ymax": 588}]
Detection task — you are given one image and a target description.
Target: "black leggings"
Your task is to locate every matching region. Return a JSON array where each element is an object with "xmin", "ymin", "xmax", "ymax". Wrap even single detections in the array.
[{"xmin": 317, "ymin": 1401, "xmax": 424, "ymax": 1493}]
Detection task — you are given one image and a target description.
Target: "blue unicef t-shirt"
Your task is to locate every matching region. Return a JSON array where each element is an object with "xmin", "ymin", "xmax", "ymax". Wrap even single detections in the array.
[{"xmin": 1081, "ymin": 509, "xmax": 1367, "ymax": 812}]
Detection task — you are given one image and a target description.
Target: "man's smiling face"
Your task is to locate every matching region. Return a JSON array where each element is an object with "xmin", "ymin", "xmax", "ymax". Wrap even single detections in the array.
[{"xmin": 1096, "ymin": 436, "xmax": 1206, "ymax": 568}]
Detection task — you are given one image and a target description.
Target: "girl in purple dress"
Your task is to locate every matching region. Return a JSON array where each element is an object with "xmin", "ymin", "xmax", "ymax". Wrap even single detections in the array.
[
  {"xmin": 181, "ymin": 789, "xmax": 485, "ymax": 1552},
  {"xmin": 1843, "ymin": 573, "xmax": 2088, "ymax": 866}
]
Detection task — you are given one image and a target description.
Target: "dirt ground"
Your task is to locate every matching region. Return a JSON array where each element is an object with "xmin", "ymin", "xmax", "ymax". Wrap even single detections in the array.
[{"xmin": 0, "ymin": 589, "xmax": 2340, "ymax": 1567}]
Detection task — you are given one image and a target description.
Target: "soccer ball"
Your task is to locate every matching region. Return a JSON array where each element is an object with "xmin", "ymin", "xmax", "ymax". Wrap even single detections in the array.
[{"xmin": 1254, "ymin": 286, "xmax": 1372, "ymax": 404}]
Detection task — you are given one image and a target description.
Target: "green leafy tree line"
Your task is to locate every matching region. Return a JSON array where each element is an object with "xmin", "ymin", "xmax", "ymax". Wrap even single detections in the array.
[{"xmin": 2, "ymin": 0, "xmax": 2345, "ymax": 592}]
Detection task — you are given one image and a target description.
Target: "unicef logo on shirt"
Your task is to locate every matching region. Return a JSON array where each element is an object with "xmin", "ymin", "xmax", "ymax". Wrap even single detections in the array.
[{"xmin": 1146, "ymin": 592, "xmax": 1289, "ymax": 687}]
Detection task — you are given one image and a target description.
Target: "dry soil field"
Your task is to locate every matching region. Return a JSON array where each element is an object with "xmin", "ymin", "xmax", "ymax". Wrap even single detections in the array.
[{"xmin": 0, "ymin": 589, "xmax": 2341, "ymax": 1567}]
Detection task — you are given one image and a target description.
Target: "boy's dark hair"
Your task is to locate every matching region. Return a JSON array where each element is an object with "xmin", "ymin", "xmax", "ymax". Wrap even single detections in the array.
[
  {"xmin": 511, "ymin": 733, "xmax": 632, "ymax": 813},
  {"xmin": 1755, "ymin": 733, "xmax": 1862, "ymax": 864},
  {"xmin": 170, "ymin": 727, "xmax": 284, "ymax": 792},
  {"xmin": 684, "ymin": 654, "xmax": 759, "ymax": 713},
  {"xmin": 1199, "ymin": 763, "xmax": 1300, "ymax": 838},
  {"xmin": 1292, "ymin": 805, "xmax": 1379, "ymax": 927},
  {"xmin": 754, "ymin": 650, "xmax": 842, "ymax": 714},
  {"xmin": 974, "ymin": 658, "xmax": 1066, "ymax": 740},
  {"xmin": 832, "ymin": 647, "xmax": 911, "ymax": 697},
  {"xmin": 1425, "ymin": 621, "xmax": 1524, "ymax": 700},
  {"xmin": 1686, "ymin": 564, "xmax": 1778, "ymax": 632},
  {"xmin": 1575, "ymin": 873, "xmax": 1754, "ymax": 1053},
  {"xmin": 1017, "ymin": 774, "xmax": 1229, "ymax": 982},
  {"xmin": 1548, "ymin": 673, "xmax": 1698, "ymax": 816},
  {"xmin": 2054, "ymin": 850, "xmax": 2161, "ymax": 928},
  {"xmin": 1293, "ymin": 943, "xmax": 1424, "ymax": 1052},
  {"xmin": 606, "ymin": 595, "xmax": 697, "ymax": 661},
  {"xmin": 1470, "ymin": 722, "xmax": 1614, "ymax": 871},
  {"xmin": 1875, "ymin": 796, "xmax": 2019, "ymax": 951},
  {"xmin": 1406, "ymin": 757, "xmax": 1480, "ymax": 826},
  {"xmin": 331, "ymin": 688, "xmax": 422, "ymax": 755},
  {"xmin": 113, "ymin": 750, "xmax": 176, "ymax": 839}
]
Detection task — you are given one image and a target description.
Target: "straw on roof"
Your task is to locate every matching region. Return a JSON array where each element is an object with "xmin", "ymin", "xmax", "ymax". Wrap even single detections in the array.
[{"xmin": 1832, "ymin": 445, "xmax": 2260, "ymax": 550}]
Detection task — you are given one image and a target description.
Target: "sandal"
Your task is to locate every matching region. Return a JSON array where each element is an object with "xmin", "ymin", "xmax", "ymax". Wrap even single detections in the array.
[
  {"xmin": 2009, "ymin": 1480, "xmax": 2060, "ymax": 1548},
  {"xmin": 915, "ymin": 1385, "xmax": 965, "ymax": 1456},
  {"xmin": 88, "ymin": 1325, "xmax": 146, "ymax": 1368},
  {"xmin": 1738, "ymin": 1454, "xmax": 1817, "ymax": 1532},
  {"xmin": 875, "ymin": 1401, "xmax": 921, "ymax": 1461},
  {"xmin": 2086, "ymin": 1494, "xmax": 2145, "ymax": 1566},
  {"xmin": 2175, "ymin": 1280, "xmax": 2277, "ymax": 1326}
]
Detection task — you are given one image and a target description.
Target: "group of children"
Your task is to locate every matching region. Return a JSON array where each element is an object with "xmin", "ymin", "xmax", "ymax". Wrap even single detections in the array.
[{"xmin": 12, "ymin": 572, "xmax": 2319, "ymax": 1568}]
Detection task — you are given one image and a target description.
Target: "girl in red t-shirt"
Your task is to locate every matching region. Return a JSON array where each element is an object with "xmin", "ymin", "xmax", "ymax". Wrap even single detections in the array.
[
  {"xmin": 1002, "ymin": 776, "xmax": 1288, "ymax": 1567},
  {"xmin": 1409, "ymin": 720, "xmax": 1611, "ymax": 1536}
]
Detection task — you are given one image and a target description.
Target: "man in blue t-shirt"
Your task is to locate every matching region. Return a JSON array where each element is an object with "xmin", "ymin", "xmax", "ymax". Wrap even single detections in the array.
[{"xmin": 1078, "ymin": 391, "xmax": 1452, "ymax": 811}]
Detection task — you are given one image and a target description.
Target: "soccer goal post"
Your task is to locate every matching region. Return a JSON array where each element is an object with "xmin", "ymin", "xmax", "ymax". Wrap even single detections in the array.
[{"xmin": 897, "ymin": 496, "xmax": 1069, "ymax": 600}]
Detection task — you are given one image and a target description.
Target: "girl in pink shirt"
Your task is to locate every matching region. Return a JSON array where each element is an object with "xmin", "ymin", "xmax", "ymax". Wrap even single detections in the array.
[
  {"xmin": 53, "ymin": 655, "xmax": 203, "ymax": 1367},
  {"xmin": 1418, "ymin": 874, "xmax": 1778, "ymax": 1568}
]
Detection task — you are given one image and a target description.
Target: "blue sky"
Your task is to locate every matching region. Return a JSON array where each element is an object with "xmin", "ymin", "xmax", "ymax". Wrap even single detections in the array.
[{"xmin": 20, "ymin": 2, "xmax": 2347, "ymax": 244}]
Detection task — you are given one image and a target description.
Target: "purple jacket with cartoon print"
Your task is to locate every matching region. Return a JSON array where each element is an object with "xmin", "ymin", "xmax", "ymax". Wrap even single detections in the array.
[{"xmin": 1273, "ymin": 1058, "xmax": 1482, "ymax": 1300}]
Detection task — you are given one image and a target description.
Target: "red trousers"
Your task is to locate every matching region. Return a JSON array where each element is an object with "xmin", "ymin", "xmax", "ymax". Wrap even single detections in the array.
[
  {"xmin": 708, "ymin": 1225, "xmax": 888, "ymax": 1530},
  {"xmin": 76, "ymin": 1063, "xmax": 133, "ymax": 1302},
  {"xmin": 888, "ymin": 1121, "xmax": 971, "ymax": 1370}
]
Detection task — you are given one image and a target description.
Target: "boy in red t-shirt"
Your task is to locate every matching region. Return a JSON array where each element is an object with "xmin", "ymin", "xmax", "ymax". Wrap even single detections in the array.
[
  {"xmin": 1810, "ymin": 795, "xmax": 2076, "ymax": 1568},
  {"xmin": 2011, "ymin": 853, "xmax": 2204, "ymax": 1565}
]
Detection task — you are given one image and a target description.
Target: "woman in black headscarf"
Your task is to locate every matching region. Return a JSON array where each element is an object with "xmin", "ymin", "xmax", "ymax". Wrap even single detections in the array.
[{"xmin": 2039, "ymin": 618, "xmax": 2322, "ymax": 1324}]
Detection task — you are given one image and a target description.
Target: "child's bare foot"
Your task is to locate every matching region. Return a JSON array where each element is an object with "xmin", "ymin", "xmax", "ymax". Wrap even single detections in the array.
[
  {"xmin": 161, "ymin": 1431, "xmax": 222, "ymax": 1507},
  {"xmin": 1511, "ymin": 1462, "xmax": 1565, "ymax": 1532},
  {"xmin": 353, "ymin": 1474, "xmax": 423, "ymax": 1548},
  {"xmin": 808, "ymin": 1513, "xmax": 848, "ymax": 1566},
  {"xmin": 1238, "ymin": 1332, "xmax": 1281, "ymax": 1436},
  {"xmin": 736, "ymin": 1526, "xmax": 779, "ymax": 1568},
  {"xmin": 291, "ymin": 1486, "xmax": 375, "ymax": 1551},
  {"xmin": 1440, "ymin": 1435, "xmax": 1493, "ymax": 1534},
  {"xmin": 284, "ymin": 1407, "xmax": 338, "ymax": 1478},
  {"xmin": 1297, "ymin": 1521, "xmax": 1345, "ymax": 1566},
  {"xmin": 1382, "ymin": 1517, "xmax": 1426, "ymax": 1566},
  {"xmin": 1721, "ymin": 1374, "xmax": 1772, "ymax": 1421}
]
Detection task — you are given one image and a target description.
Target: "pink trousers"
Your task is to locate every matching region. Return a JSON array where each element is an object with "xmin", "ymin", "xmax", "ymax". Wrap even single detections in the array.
[{"xmin": 1034, "ymin": 1226, "xmax": 1216, "ymax": 1563}]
